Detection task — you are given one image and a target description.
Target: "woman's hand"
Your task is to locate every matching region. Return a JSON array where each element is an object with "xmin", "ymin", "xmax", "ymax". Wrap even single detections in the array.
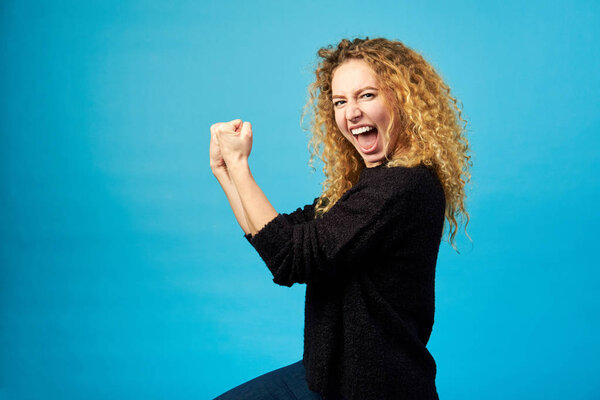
[
  {"xmin": 212, "ymin": 119, "xmax": 253, "ymax": 168},
  {"xmin": 210, "ymin": 118, "xmax": 275, "ymax": 236},
  {"xmin": 209, "ymin": 119, "xmax": 241, "ymax": 175}
]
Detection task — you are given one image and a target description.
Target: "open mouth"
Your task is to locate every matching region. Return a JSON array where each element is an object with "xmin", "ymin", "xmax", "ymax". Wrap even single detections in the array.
[{"xmin": 352, "ymin": 126, "xmax": 379, "ymax": 153}]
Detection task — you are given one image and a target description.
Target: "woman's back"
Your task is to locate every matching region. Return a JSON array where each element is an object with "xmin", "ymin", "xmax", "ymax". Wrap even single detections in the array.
[{"xmin": 244, "ymin": 163, "xmax": 445, "ymax": 400}]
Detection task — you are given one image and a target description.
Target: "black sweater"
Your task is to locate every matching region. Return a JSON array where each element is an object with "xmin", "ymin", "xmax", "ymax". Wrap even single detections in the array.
[{"xmin": 244, "ymin": 163, "xmax": 445, "ymax": 400}]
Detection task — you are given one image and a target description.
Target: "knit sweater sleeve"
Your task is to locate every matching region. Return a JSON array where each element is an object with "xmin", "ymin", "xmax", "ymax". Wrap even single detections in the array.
[
  {"xmin": 279, "ymin": 197, "xmax": 320, "ymax": 225},
  {"xmin": 243, "ymin": 168, "xmax": 425, "ymax": 287}
]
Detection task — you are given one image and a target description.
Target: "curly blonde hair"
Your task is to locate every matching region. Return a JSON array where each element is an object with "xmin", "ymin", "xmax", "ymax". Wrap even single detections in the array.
[{"xmin": 301, "ymin": 37, "xmax": 472, "ymax": 250}]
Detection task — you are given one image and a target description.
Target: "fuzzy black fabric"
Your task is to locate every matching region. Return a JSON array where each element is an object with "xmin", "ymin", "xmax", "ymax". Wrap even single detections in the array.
[{"xmin": 244, "ymin": 163, "xmax": 445, "ymax": 400}]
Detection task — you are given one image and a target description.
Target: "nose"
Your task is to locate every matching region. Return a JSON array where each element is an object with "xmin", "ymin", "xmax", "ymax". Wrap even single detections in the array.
[{"xmin": 345, "ymin": 103, "xmax": 362, "ymax": 122}]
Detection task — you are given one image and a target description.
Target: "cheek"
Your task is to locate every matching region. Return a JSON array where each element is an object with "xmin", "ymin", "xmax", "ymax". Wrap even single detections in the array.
[
  {"xmin": 373, "ymin": 106, "xmax": 391, "ymax": 127},
  {"xmin": 334, "ymin": 112, "xmax": 345, "ymax": 133}
]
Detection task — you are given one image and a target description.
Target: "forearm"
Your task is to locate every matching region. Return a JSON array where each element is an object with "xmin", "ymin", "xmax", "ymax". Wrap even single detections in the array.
[
  {"xmin": 227, "ymin": 160, "xmax": 278, "ymax": 236},
  {"xmin": 212, "ymin": 168, "xmax": 252, "ymax": 235}
]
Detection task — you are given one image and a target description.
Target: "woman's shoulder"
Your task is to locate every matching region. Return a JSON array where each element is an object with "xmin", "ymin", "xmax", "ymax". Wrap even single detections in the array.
[
  {"xmin": 360, "ymin": 163, "xmax": 445, "ymax": 207},
  {"xmin": 361, "ymin": 163, "xmax": 439, "ymax": 188}
]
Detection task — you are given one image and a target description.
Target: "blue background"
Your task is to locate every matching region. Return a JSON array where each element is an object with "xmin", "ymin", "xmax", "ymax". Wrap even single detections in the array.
[{"xmin": 1, "ymin": 1, "xmax": 598, "ymax": 399}]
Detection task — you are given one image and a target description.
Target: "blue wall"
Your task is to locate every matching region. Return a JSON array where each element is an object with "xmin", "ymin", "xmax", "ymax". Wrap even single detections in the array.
[{"xmin": 1, "ymin": 1, "xmax": 598, "ymax": 399}]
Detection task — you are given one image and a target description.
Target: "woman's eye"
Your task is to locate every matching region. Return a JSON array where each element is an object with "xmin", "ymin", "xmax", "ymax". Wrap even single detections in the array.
[
  {"xmin": 362, "ymin": 93, "xmax": 374, "ymax": 98},
  {"xmin": 334, "ymin": 100, "xmax": 345, "ymax": 107}
]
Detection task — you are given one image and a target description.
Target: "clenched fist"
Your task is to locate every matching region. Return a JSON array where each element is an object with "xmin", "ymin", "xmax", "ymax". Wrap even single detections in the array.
[{"xmin": 210, "ymin": 119, "xmax": 253, "ymax": 170}]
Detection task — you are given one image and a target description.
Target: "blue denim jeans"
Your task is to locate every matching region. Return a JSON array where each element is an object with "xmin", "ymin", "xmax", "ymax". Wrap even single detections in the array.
[{"xmin": 213, "ymin": 360, "xmax": 344, "ymax": 400}]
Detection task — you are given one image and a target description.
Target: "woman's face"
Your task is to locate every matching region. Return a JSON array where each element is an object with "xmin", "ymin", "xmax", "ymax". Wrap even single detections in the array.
[{"xmin": 331, "ymin": 59, "xmax": 397, "ymax": 168}]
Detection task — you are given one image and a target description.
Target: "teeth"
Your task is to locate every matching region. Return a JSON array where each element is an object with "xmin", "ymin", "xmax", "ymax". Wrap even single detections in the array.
[{"xmin": 351, "ymin": 126, "xmax": 375, "ymax": 135}]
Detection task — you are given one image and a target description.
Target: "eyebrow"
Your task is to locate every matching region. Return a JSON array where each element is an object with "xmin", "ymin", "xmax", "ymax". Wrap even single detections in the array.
[{"xmin": 332, "ymin": 86, "xmax": 378, "ymax": 99}]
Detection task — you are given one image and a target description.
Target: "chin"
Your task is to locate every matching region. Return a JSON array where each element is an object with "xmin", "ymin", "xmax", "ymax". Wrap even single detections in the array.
[{"xmin": 362, "ymin": 154, "xmax": 387, "ymax": 167}]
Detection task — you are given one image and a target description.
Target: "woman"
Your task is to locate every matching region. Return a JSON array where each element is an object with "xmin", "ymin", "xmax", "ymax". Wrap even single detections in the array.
[{"xmin": 210, "ymin": 37, "xmax": 471, "ymax": 400}]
